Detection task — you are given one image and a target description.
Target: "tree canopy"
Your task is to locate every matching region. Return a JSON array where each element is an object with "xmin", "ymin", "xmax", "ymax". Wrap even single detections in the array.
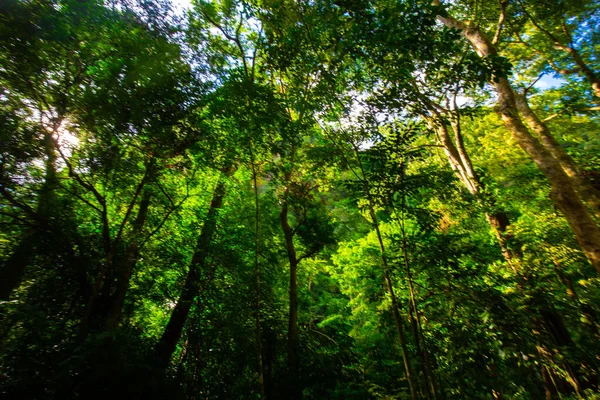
[{"xmin": 1, "ymin": 0, "xmax": 600, "ymax": 399}]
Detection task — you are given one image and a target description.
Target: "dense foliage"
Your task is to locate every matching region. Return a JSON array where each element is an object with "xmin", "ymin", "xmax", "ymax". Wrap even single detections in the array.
[{"xmin": 1, "ymin": 0, "xmax": 600, "ymax": 399}]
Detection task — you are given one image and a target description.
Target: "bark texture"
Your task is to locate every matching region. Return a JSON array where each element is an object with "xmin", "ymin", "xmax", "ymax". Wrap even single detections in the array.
[
  {"xmin": 426, "ymin": 114, "xmax": 520, "ymax": 265},
  {"xmin": 514, "ymin": 92, "xmax": 600, "ymax": 218},
  {"xmin": 432, "ymin": 3, "xmax": 600, "ymax": 273}
]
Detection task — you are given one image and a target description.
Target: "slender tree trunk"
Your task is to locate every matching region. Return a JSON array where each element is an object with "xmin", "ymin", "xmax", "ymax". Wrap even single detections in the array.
[
  {"xmin": 376, "ymin": 220, "xmax": 418, "ymax": 400},
  {"xmin": 403, "ymin": 237, "xmax": 437, "ymax": 400},
  {"xmin": 408, "ymin": 305, "xmax": 427, "ymax": 399},
  {"xmin": 155, "ymin": 169, "xmax": 231, "ymax": 368},
  {"xmin": 105, "ymin": 189, "xmax": 152, "ymax": 330},
  {"xmin": 264, "ymin": 328, "xmax": 275, "ymax": 400},
  {"xmin": 450, "ymin": 117, "xmax": 477, "ymax": 185},
  {"xmin": 426, "ymin": 118, "xmax": 476, "ymax": 193},
  {"xmin": 563, "ymin": 46, "xmax": 600, "ymax": 98},
  {"xmin": 251, "ymin": 156, "xmax": 266, "ymax": 400},
  {"xmin": 432, "ymin": 4, "xmax": 600, "ymax": 273},
  {"xmin": 533, "ymin": 312, "xmax": 581, "ymax": 397},
  {"xmin": 399, "ymin": 166, "xmax": 438, "ymax": 400},
  {"xmin": 542, "ymin": 366, "xmax": 560, "ymax": 400},
  {"xmin": 538, "ymin": 306, "xmax": 583, "ymax": 395},
  {"xmin": 279, "ymin": 176, "xmax": 301, "ymax": 399},
  {"xmin": 0, "ymin": 235, "xmax": 36, "ymax": 301},
  {"xmin": 428, "ymin": 114, "xmax": 520, "ymax": 266},
  {"xmin": 514, "ymin": 92, "xmax": 600, "ymax": 218},
  {"xmin": 0, "ymin": 132, "xmax": 57, "ymax": 300},
  {"xmin": 350, "ymin": 144, "xmax": 418, "ymax": 399},
  {"xmin": 288, "ymin": 257, "xmax": 299, "ymax": 377},
  {"xmin": 80, "ymin": 250, "xmax": 113, "ymax": 335}
]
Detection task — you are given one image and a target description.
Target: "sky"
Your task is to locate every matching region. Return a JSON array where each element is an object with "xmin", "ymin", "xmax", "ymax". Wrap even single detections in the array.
[
  {"xmin": 170, "ymin": 0, "xmax": 192, "ymax": 15},
  {"xmin": 535, "ymin": 75, "xmax": 564, "ymax": 90}
]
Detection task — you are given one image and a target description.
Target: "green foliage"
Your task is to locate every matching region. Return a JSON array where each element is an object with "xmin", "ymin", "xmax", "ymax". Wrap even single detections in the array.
[{"xmin": 1, "ymin": 0, "xmax": 600, "ymax": 399}]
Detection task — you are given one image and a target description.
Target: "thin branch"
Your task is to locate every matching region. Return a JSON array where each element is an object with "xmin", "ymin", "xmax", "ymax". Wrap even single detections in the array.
[
  {"xmin": 297, "ymin": 247, "xmax": 319, "ymax": 264},
  {"xmin": 250, "ymin": 27, "xmax": 263, "ymax": 82},
  {"xmin": 114, "ymin": 163, "xmax": 154, "ymax": 244},
  {"xmin": 139, "ymin": 170, "xmax": 196, "ymax": 248},
  {"xmin": 513, "ymin": 32, "xmax": 579, "ymax": 76},
  {"xmin": 523, "ymin": 73, "xmax": 544, "ymax": 95},
  {"xmin": 52, "ymin": 136, "xmax": 110, "ymax": 252},
  {"xmin": 541, "ymin": 105, "xmax": 600, "ymax": 122},
  {"xmin": 200, "ymin": 8, "xmax": 249, "ymax": 77},
  {"xmin": 0, "ymin": 184, "xmax": 39, "ymax": 220},
  {"xmin": 547, "ymin": 58, "xmax": 579, "ymax": 76},
  {"xmin": 235, "ymin": 10, "xmax": 249, "ymax": 77},
  {"xmin": 59, "ymin": 184, "xmax": 103, "ymax": 214},
  {"xmin": 0, "ymin": 210, "xmax": 45, "ymax": 229},
  {"xmin": 314, "ymin": 118, "xmax": 363, "ymax": 182},
  {"xmin": 53, "ymin": 137, "xmax": 105, "ymax": 207},
  {"xmin": 492, "ymin": 0, "xmax": 508, "ymax": 45},
  {"xmin": 515, "ymin": 0, "xmax": 562, "ymax": 47},
  {"xmin": 542, "ymin": 113, "xmax": 560, "ymax": 122},
  {"xmin": 561, "ymin": 20, "xmax": 574, "ymax": 47},
  {"xmin": 157, "ymin": 180, "xmax": 177, "ymax": 209},
  {"xmin": 139, "ymin": 197, "xmax": 186, "ymax": 249}
]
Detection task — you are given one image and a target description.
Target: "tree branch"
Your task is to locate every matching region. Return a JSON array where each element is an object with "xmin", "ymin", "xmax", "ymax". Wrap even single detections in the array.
[
  {"xmin": 297, "ymin": 247, "xmax": 319, "ymax": 264},
  {"xmin": 114, "ymin": 161, "xmax": 155, "ymax": 244},
  {"xmin": 492, "ymin": 0, "xmax": 508, "ymax": 45}
]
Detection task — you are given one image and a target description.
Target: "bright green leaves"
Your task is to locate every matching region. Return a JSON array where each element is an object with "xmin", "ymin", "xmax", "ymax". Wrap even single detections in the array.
[{"xmin": 1, "ymin": 0, "xmax": 600, "ymax": 399}]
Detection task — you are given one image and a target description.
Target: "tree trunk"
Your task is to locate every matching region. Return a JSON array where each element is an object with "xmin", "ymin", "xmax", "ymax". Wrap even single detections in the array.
[
  {"xmin": 432, "ymin": 5, "xmax": 600, "ymax": 273},
  {"xmin": 497, "ymin": 81, "xmax": 600, "ymax": 272},
  {"xmin": 542, "ymin": 366, "xmax": 559, "ymax": 400},
  {"xmin": 155, "ymin": 169, "xmax": 231, "ymax": 368},
  {"xmin": 352, "ymin": 144, "xmax": 418, "ymax": 400},
  {"xmin": 0, "ymin": 234, "xmax": 38, "ymax": 300},
  {"xmin": 288, "ymin": 257, "xmax": 299, "ymax": 386},
  {"xmin": 403, "ymin": 237, "xmax": 438, "ymax": 400},
  {"xmin": 383, "ymin": 248, "xmax": 418, "ymax": 400},
  {"xmin": 435, "ymin": 114, "xmax": 588, "ymax": 395},
  {"xmin": 514, "ymin": 92, "xmax": 600, "ymax": 218},
  {"xmin": 426, "ymin": 117, "xmax": 476, "ymax": 193},
  {"xmin": 421, "ymin": 65, "xmax": 587, "ymax": 394},
  {"xmin": 264, "ymin": 328, "xmax": 276, "ymax": 400},
  {"xmin": 428, "ymin": 114, "xmax": 520, "ymax": 266},
  {"xmin": 370, "ymin": 202, "xmax": 417, "ymax": 400},
  {"xmin": 251, "ymin": 158, "xmax": 266, "ymax": 400},
  {"xmin": 0, "ymin": 132, "xmax": 57, "ymax": 300},
  {"xmin": 564, "ymin": 46, "xmax": 600, "ymax": 98},
  {"xmin": 105, "ymin": 188, "xmax": 153, "ymax": 330},
  {"xmin": 539, "ymin": 307, "xmax": 584, "ymax": 395},
  {"xmin": 280, "ymin": 177, "xmax": 301, "ymax": 399},
  {"xmin": 408, "ymin": 306, "xmax": 428, "ymax": 399},
  {"xmin": 398, "ymin": 168, "xmax": 437, "ymax": 400}
]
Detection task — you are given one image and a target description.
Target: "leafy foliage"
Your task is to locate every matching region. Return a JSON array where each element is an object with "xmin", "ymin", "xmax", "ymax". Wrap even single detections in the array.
[{"xmin": 1, "ymin": 0, "xmax": 600, "ymax": 399}]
